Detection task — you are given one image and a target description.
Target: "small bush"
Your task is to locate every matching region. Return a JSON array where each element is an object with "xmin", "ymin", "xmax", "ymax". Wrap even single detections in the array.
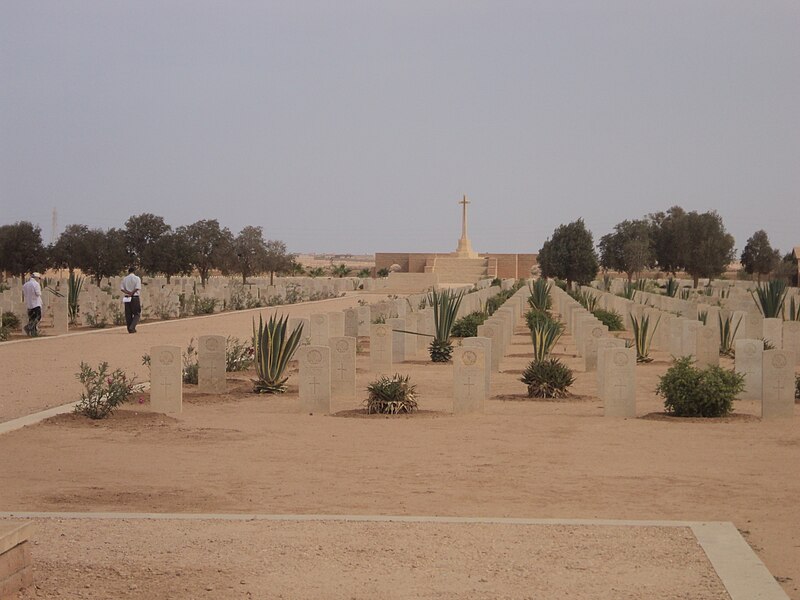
[
  {"xmin": 74, "ymin": 362, "xmax": 138, "ymax": 419},
  {"xmin": 365, "ymin": 374, "xmax": 418, "ymax": 414},
  {"xmin": 2, "ymin": 311, "xmax": 20, "ymax": 329},
  {"xmin": 490, "ymin": 277, "xmax": 502, "ymax": 287},
  {"xmin": 592, "ymin": 309, "xmax": 624, "ymax": 331},
  {"xmin": 451, "ymin": 311, "xmax": 488, "ymax": 338},
  {"xmin": 656, "ymin": 357, "xmax": 744, "ymax": 418},
  {"xmin": 521, "ymin": 358, "xmax": 574, "ymax": 398},
  {"xmin": 0, "ymin": 326, "xmax": 9, "ymax": 341},
  {"xmin": 525, "ymin": 308, "xmax": 558, "ymax": 331},
  {"xmin": 796, "ymin": 374, "xmax": 799, "ymax": 400},
  {"xmin": 192, "ymin": 296, "xmax": 217, "ymax": 315},
  {"xmin": 226, "ymin": 336, "xmax": 254, "ymax": 372}
]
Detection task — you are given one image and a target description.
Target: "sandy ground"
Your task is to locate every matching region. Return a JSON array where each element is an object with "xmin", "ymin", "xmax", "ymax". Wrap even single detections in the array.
[
  {"xmin": 10, "ymin": 519, "xmax": 728, "ymax": 600},
  {"xmin": 1, "ymin": 294, "xmax": 799, "ymax": 599}
]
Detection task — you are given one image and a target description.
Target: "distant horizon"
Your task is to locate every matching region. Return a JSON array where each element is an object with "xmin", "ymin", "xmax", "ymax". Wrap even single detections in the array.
[{"xmin": 2, "ymin": 2, "xmax": 798, "ymax": 255}]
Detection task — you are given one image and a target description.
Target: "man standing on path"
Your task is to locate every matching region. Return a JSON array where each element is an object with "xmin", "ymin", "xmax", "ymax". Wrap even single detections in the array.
[
  {"xmin": 22, "ymin": 272, "xmax": 43, "ymax": 336},
  {"xmin": 120, "ymin": 267, "xmax": 142, "ymax": 333}
]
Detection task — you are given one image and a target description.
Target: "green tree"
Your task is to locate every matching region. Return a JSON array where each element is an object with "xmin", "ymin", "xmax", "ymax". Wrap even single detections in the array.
[
  {"xmin": 681, "ymin": 211, "xmax": 735, "ymax": 287},
  {"xmin": 648, "ymin": 206, "xmax": 688, "ymax": 275},
  {"xmin": 49, "ymin": 224, "xmax": 96, "ymax": 274},
  {"xmin": 330, "ymin": 263, "xmax": 352, "ymax": 278},
  {"xmin": 537, "ymin": 219, "xmax": 598, "ymax": 288},
  {"xmin": 231, "ymin": 226, "xmax": 268, "ymax": 283},
  {"xmin": 740, "ymin": 230, "xmax": 780, "ymax": 283},
  {"xmin": 0, "ymin": 221, "xmax": 46, "ymax": 283},
  {"xmin": 81, "ymin": 228, "xmax": 129, "ymax": 285},
  {"xmin": 177, "ymin": 219, "xmax": 234, "ymax": 286},
  {"xmin": 598, "ymin": 219, "xmax": 655, "ymax": 282},
  {"xmin": 150, "ymin": 231, "xmax": 194, "ymax": 283},
  {"xmin": 263, "ymin": 240, "xmax": 295, "ymax": 285},
  {"xmin": 124, "ymin": 213, "xmax": 170, "ymax": 273}
]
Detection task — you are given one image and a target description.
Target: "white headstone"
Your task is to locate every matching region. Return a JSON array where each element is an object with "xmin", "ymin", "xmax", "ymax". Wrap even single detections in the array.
[
  {"xmin": 462, "ymin": 337, "xmax": 491, "ymax": 397},
  {"xmin": 370, "ymin": 323, "xmax": 393, "ymax": 373},
  {"xmin": 329, "ymin": 336, "xmax": 356, "ymax": 402},
  {"xmin": 601, "ymin": 347, "xmax": 636, "ymax": 418},
  {"xmin": 198, "ymin": 335, "xmax": 226, "ymax": 394},
  {"xmin": 735, "ymin": 339, "xmax": 764, "ymax": 401},
  {"xmin": 309, "ymin": 313, "xmax": 330, "ymax": 346},
  {"xmin": 452, "ymin": 346, "xmax": 486, "ymax": 414},
  {"xmin": 761, "ymin": 349, "xmax": 795, "ymax": 419},
  {"xmin": 299, "ymin": 345, "xmax": 331, "ymax": 414},
  {"xmin": 150, "ymin": 345, "xmax": 182, "ymax": 413}
]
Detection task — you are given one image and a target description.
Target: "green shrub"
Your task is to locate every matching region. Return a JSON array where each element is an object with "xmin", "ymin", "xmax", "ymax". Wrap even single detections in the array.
[
  {"xmin": 253, "ymin": 313, "xmax": 304, "ymax": 393},
  {"xmin": 796, "ymin": 374, "xmax": 800, "ymax": 400},
  {"xmin": 527, "ymin": 279, "xmax": 552, "ymax": 311},
  {"xmin": 74, "ymin": 362, "xmax": 138, "ymax": 419},
  {"xmin": 226, "ymin": 336, "xmax": 254, "ymax": 372},
  {"xmin": 451, "ymin": 311, "xmax": 488, "ymax": 338},
  {"xmin": 629, "ymin": 313, "xmax": 659, "ymax": 363},
  {"xmin": 521, "ymin": 358, "xmax": 574, "ymax": 398},
  {"xmin": 525, "ymin": 309, "xmax": 563, "ymax": 332},
  {"xmin": 554, "ymin": 279, "xmax": 567, "ymax": 290},
  {"xmin": 192, "ymin": 296, "xmax": 217, "ymax": 315},
  {"xmin": 1, "ymin": 311, "xmax": 20, "ymax": 330},
  {"xmin": 490, "ymin": 277, "xmax": 502, "ymax": 287},
  {"xmin": 656, "ymin": 357, "xmax": 744, "ymax": 418},
  {"xmin": 592, "ymin": 309, "xmax": 624, "ymax": 331},
  {"xmin": 0, "ymin": 326, "xmax": 9, "ymax": 341},
  {"xmin": 365, "ymin": 374, "xmax": 418, "ymax": 414}
]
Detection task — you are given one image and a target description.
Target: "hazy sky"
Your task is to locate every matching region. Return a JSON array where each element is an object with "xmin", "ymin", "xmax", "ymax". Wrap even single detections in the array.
[{"xmin": 2, "ymin": 1, "xmax": 799, "ymax": 255}]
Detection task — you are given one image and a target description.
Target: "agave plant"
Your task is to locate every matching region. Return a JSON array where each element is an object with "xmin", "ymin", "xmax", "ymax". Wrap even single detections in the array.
[
  {"xmin": 68, "ymin": 272, "xmax": 84, "ymax": 325},
  {"xmin": 787, "ymin": 296, "xmax": 800, "ymax": 322},
  {"xmin": 629, "ymin": 313, "xmax": 660, "ymax": 363},
  {"xmin": 252, "ymin": 313, "xmax": 304, "ymax": 393},
  {"xmin": 679, "ymin": 288, "xmax": 692, "ymax": 300},
  {"xmin": 719, "ymin": 313, "xmax": 741, "ymax": 358},
  {"xmin": 365, "ymin": 373, "xmax": 418, "ymax": 414},
  {"xmin": 697, "ymin": 309, "xmax": 708, "ymax": 325},
  {"xmin": 527, "ymin": 279, "xmax": 552, "ymax": 312},
  {"xmin": 427, "ymin": 288, "xmax": 464, "ymax": 362},
  {"xmin": 664, "ymin": 278, "xmax": 679, "ymax": 298},
  {"xmin": 619, "ymin": 281, "xmax": 637, "ymax": 301},
  {"xmin": 750, "ymin": 280, "xmax": 787, "ymax": 318},
  {"xmin": 521, "ymin": 358, "xmax": 574, "ymax": 398},
  {"xmin": 530, "ymin": 319, "xmax": 564, "ymax": 362},
  {"xmin": 576, "ymin": 291, "xmax": 598, "ymax": 312}
]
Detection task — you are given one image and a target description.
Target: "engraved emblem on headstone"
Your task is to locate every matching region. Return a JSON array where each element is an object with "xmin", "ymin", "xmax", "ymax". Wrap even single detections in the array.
[
  {"xmin": 159, "ymin": 351, "xmax": 175, "ymax": 365},
  {"xmin": 613, "ymin": 352, "xmax": 628, "ymax": 366},
  {"xmin": 772, "ymin": 354, "xmax": 787, "ymax": 369},
  {"xmin": 744, "ymin": 343, "xmax": 756, "ymax": 357},
  {"xmin": 376, "ymin": 325, "xmax": 387, "ymax": 337},
  {"xmin": 462, "ymin": 350, "xmax": 477, "ymax": 366},
  {"xmin": 313, "ymin": 315, "xmax": 325, "ymax": 325},
  {"xmin": 307, "ymin": 349, "xmax": 323, "ymax": 365},
  {"xmin": 204, "ymin": 337, "xmax": 220, "ymax": 352},
  {"xmin": 335, "ymin": 339, "xmax": 349, "ymax": 353}
]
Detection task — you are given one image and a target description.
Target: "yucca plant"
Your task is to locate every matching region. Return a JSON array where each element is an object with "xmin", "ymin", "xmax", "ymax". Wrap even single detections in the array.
[
  {"xmin": 619, "ymin": 281, "xmax": 636, "ymax": 300},
  {"xmin": 252, "ymin": 313, "xmax": 304, "ymax": 393},
  {"xmin": 521, "ymin": 358, "xmax": 574, "ymax": 398},
  {"xmin": 427, "ymin": 288, "xmax": 464, "ymax": 362},
  {"xmin": 629, "ymin": 313, "xmax": 660, "ymax": 363},
  {"xmin": 365, "ymin": 374, "xmax": 418, "ymax": 414},
  {"xmin": 697, "ymin": 309, "xmax": 708, "ymax": 325},
  {"xmin": 750, "ymin": 280, "xmax": 787, "ymax": 318},
  {"xmin": 664, "ymin": 278, "xmax": 679, "ymax": 298},
  {"xmin": 719, "ymin": 313, "xmax": 741, "ymax": 358},
  {"xmin": 575, "ymin": 291, "xmax": 598, "ymax": 312},
  {"xmin": 530, "ymin": 319, "xmax": 564, "ymax": 361},
  {"xmin": 679, "ymin": 288, "xmax": 692, "ymax": 300},
  {"xmin": 68, "ymin": 272, "xmax": 84, "ymax": 325},
  {"xmin": 527, "ymin": 279, "xmax": 552, "ymax": 312}
]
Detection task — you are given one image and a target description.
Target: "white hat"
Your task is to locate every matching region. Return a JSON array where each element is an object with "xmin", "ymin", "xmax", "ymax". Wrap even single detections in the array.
[{"xmin": 32, "ymin": 272, "xmax": 42, "ymax": 279}]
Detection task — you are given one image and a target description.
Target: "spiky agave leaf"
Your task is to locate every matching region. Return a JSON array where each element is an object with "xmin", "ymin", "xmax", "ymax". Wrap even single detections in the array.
[
  {"xmin": 521, "ymin": 358, "xmax": 575, "ymax": 398},
  {"xmin": 365, "ymin": 374, "xmax": 418, "ymax": 414},
  {"xmin": 252, "ymin": 313, "xmax": 304, "ymax": 393},
  {"xmin": 429, "ymin": 338, "xmax": 453, "ymax": 363},
  {"xmin": 629, "ymin": 313, "xmax": 660, "ymax": 363},
  {"xmin": 530, "ymin": 319, "xmax": 563, "ymax": 361},
  {"xmin": 750, "ymin": 280, "xmax": 787, "ymax": 318},
  {"xmin": 427, "ymin": 288, "xmax": 464, "ymax": 362},
  {"xmin": 527, "ymin": 279, "xmax": 552, "ymax": 312}
]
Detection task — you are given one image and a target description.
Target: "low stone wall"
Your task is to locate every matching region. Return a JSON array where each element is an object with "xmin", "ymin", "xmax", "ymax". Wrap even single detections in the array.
[{"xmin": 0, "ymin": 522, "xmax": 33, "ymax": 599}]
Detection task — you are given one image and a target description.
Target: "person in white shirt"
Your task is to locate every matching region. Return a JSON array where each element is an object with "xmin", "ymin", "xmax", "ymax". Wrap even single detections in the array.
[
  {"xmin": 22, "ymin": 272, "xmax": 43, "ymax": 336},
  {"xmin": 120, "ymin": 267, "xmax": 142, "ymax": 333}
]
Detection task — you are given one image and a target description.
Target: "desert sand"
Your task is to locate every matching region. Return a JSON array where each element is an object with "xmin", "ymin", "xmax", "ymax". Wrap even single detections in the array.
[{"xmin": 1, "ymin": 292, "xmax": 798, "ymax": 599}]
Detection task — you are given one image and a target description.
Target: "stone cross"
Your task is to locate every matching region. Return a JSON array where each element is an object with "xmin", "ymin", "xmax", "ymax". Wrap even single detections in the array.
[
  {"xmin": 150, "ymin": 345, "xmax": 182, "ymax": 413},
  {"xmin": 298, "ymin": 345, "xmax": 331, "ymax": 414}
]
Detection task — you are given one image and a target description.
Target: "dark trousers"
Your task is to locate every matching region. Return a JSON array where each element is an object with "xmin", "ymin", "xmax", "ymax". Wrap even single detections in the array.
[
  {"xmin": 25, "ymin": 307, "xmax": 41, "ymax": 335},
  {"xmin": 124, "ymin": 297, "xmax": 141, "ymax": 333}
]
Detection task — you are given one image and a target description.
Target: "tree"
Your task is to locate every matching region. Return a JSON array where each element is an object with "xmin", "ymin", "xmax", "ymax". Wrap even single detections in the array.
[
  {"xmin": 150, "ymin": 231, "xmax": 194, "ymax": 283},
  {"xmin": 537, "ymin": 219, "xmax": 598, "ymax": 288},
  {"xmin": 50, "ymin": 224, "xmax": 95, "ymax": 274},
  {"xmin": 177, "ymin": 219, "xmax": 234, "ymax": 286},
  {"xmin": 598, "ymin": 219, "xmax": 655, "ymax": 282},
  {"xmin": 124, "ymin": 213, "xmax": 170, "ymax": 273},
  {"xmin": 330, "ymin": 263, "xmax": 352, "ymax": 278},
  {"xmin": 263, "ymin": 240, "xmax": 295, "ymax": 285},
  {"xmin": 0, "ymin": 221, "xmax": 46, "ymax": 283},
  {"xmin": 81, "ymin": 228, "xmax": 129, "ymax": 285},
  {"xmin": 681, "ymin": 211, "xmax": 735, "ymax": 287},
  {"xmin": 231, "ymin": 226, "xmax": 269, "ymax": 283},
  {"xmin": 740, "ymin": 230, "xmax": 780, "ymax": 282},
  {"xmin": 648, "ymin": 206, "xmax": 688, "ymax": 275}
]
